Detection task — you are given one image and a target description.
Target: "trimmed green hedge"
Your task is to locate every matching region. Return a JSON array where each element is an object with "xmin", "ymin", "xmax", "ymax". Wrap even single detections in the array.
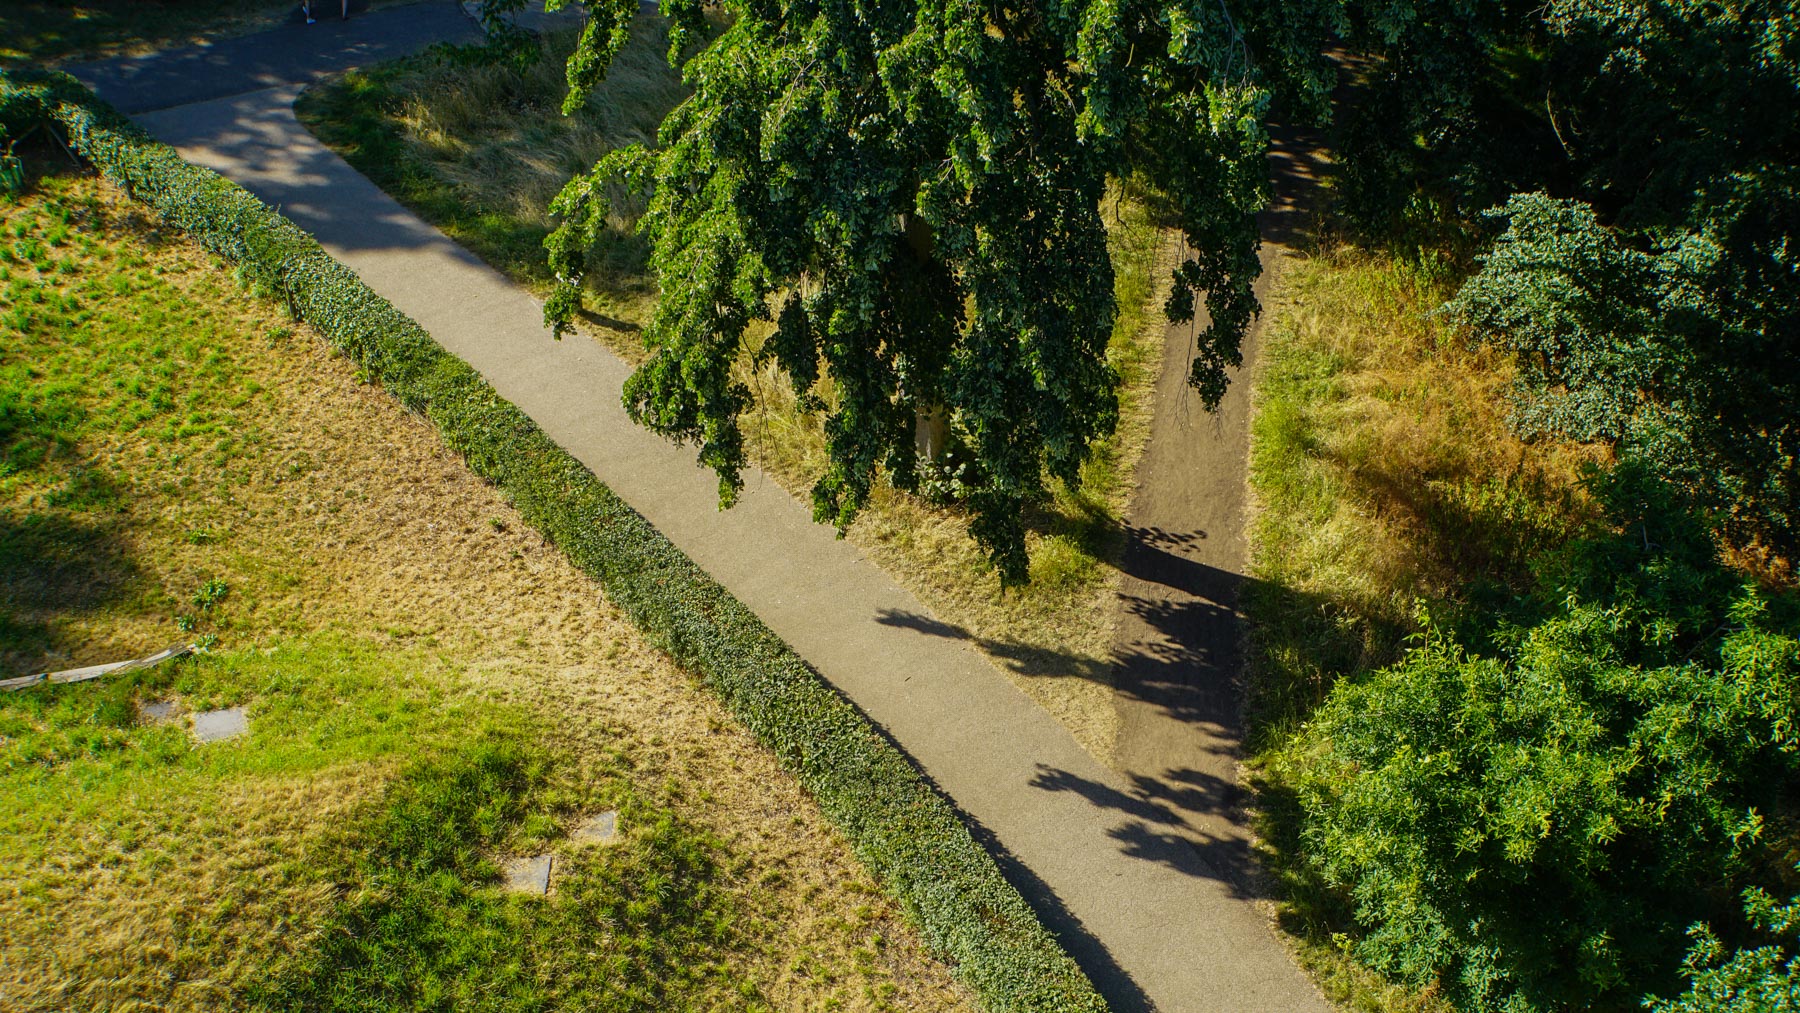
[{"xmin": 0, "ymin": 69, "xmax": 1109, "ymax": 1013}]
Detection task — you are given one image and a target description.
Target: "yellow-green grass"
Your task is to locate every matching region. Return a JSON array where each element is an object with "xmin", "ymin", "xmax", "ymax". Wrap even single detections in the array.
[
  {"xmin": 295, "ymin": 26, "xmax": 1171, "ymax": 755},
  {"xmin": 1240, "ymin": 246, "xmax": 1605, "ymax": 1011},
  {"xmin": 0, "ymin": 169, "xmax": 974, "ymax": 1012}
]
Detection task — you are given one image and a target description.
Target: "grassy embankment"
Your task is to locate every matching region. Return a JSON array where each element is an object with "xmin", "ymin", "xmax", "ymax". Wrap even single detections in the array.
[
  {"xmin": 0, "ymin": 166, "xmax": 974, "ymax": 1012},
  {"xmin": 1240, "ymin": 245, "xmax": 1605, "ymax": 1010},
  {"xmin": 294, "ymin": 16, "xmax": 1170, "ymax": 758}
]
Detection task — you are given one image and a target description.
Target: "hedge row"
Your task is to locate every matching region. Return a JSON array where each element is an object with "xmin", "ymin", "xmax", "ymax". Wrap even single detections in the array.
[{"xmin": 0, "ymin": 69, "xmax": 1110, "ymax": 1013}]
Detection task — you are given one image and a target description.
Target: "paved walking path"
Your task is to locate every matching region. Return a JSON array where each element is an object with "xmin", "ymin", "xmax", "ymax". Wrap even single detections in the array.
[{"xmin": 72, "ymin": 12, "xmax": 1333, "ymax": 1010}]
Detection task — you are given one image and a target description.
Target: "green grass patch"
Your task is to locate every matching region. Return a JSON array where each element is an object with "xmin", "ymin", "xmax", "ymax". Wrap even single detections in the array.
[
  {"xmin": 1, "ymin": 633, "xmax": 758, "ymax": 1009},
  {"xmin": 253, "ymin": 741, "xmax": 757, "ymax": 1012},
  {"xmin": 0, "ymin": 165, "xmax": 794, "ymax": 1010},
  {"xmin": 1243, "ymin": 249, "xmax": 1598, "ymax": 748},
  {"xmin": 0, "ymin": 175, "xmax": 282, "ymax": 667},
  {"xmin": 0, "ymin": 66, "xmax": 1105, "ymax": 1012}
]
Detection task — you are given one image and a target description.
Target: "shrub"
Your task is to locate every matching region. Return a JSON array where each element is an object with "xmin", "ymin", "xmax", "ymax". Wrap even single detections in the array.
[
  {"xmin": 1647, "ymin": 884, "xmax": 1800, "ymax": 1013},
  {"xmin": 1282, "ymin": 465, "xmax": 1800, "ymax": 1012},
  {"xmin": 0, "ymin": 67, "xmax": 1106, "ymax": 1013}
]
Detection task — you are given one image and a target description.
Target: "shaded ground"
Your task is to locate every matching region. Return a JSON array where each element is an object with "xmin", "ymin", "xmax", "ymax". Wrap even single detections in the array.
[{"xmin": 1098, "ymin": 121, "xmax": 1338, "ymax": 890}]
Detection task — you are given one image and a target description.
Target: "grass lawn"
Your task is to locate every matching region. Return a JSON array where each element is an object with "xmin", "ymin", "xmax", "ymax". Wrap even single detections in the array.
[
  {"xmin": 1238, "ymin": 245, "xmax": 1605, "ymax": 1011},
  {"xmin": 294, "ymin": 16, "xmax": 1172, "ymax": 758},
  {"xmin": 0, "ymin": 165, "xmax": 974, "ymax": 1012}
]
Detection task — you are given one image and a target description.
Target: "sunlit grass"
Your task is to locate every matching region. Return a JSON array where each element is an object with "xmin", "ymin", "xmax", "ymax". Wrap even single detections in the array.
[
  {"xmin": 1241, "ymin": 245, "xmax": 1605, "ymax": 1013},
  {"xmin": 0, "ymin": 170, "xmax": 973, "ymax": 1012}
]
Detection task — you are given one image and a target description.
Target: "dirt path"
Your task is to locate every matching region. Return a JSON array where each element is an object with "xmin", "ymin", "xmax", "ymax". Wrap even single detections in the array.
[
  {"xmin": 69, "ymin": 15, "xmax": 1337, "ymax": 1010},
  {"xmin": 1106, "ymin": 128, "xmax": 1333, "ymax": 886}
]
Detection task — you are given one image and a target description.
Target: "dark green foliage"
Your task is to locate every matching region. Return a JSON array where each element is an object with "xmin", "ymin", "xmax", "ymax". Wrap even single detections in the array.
[
  {"xmin": 0, "ymin": 68, "xmax": 1106, "ymax": 1013},
  {"xmin": 1285, "ymin": 466, "xmax": 1800, "ymax": 1012},
  {"xmin": 1343, "ymin": 0, "xmax": 1800, "ymax": 559},
  {"xmin": 544, "ymin": 0, "xmax": 1340, "ymax": 584},
  {"xmin": 1649, "ymin": 886, "xmax": 1800, "ymax": 1013},
  {"xmin": 254, "ymin": 743, "xmax": 747, "ymax": 1011},
  {"xmin": 1334, "ymin": 0, "xmax": 1564, "ymax": 243},
  {"xmin": 1451, "ymin": 185, "xmax": 1799, "ymax": 563}
]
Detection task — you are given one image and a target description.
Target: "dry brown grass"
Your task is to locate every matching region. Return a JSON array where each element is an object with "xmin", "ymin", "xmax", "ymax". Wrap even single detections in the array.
[
  {"xmin": 0, "ymin": 173, "xmax": 973, "ymax": 1012},
  {"xmin": 1248, "ymin": 246, "xmax": 1606, "ymax": 689}
]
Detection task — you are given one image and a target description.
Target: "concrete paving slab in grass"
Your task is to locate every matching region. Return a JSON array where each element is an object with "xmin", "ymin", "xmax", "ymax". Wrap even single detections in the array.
[
  {"xmin": 138, "ymin": 699, "xmax": 180, "ymax": 724},
  {"xmin": 191, "ymin": 706, "xmax": 248, "ymax": 742},
  {"xmin": 501, "ymin": 854, "xmax": 553, "ymax": 895},
  {"xmin": 128, "ymin": 84, "xmax": 1336, "ymax": 1013},
  {"xmin": 572, "ymin": 810, "xmax": 618, "ymax": 845}
]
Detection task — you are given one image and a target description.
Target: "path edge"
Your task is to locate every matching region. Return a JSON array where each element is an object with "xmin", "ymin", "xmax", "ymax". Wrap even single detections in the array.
[{"xmin": 0, "ymin": 67, "xmax": 1109, "ymax": 1013}]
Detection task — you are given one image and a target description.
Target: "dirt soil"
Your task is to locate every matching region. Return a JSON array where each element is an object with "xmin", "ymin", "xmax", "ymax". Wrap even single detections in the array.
[{"xmin": 1104, "ymin": 124, "xmax": 1336, "ymax": 878}]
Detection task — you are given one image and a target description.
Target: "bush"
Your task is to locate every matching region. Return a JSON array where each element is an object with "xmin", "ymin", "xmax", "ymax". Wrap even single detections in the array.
[
  {"xmin": 1648, "ymin": 885, "xmax": 1800, "ymax": 1013},
  {"xmin": 0, "ymin": 67, "xmax": 1107, "ymax": 1013},
  {"xmin": 1282, "ymin": 465, "xmax": 1800, "ymax": 1012}
]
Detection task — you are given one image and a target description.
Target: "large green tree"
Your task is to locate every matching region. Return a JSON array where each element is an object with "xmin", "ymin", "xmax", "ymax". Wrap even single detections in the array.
[
  {"xmin": 542, "ymin": 0, "xmax": 1337, "ymax": 583},
  {"xmin": 1286, "ymin": 467, "xmax": 1800, "ymax": 1013},
  {"xmin": 1342, "ymin": 0, "xmax": 1800, "ymax": 558}
]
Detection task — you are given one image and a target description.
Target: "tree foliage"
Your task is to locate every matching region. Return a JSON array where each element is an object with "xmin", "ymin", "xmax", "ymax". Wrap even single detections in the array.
[
  {"xmin": 1451, "ymin": 190, "xmax": 1800, "ymax": 561},
  {"xmin": 1285, "ymin": 467, "xmax": 1800, "ymax": 1012},
  {"xmin": 1343, "ymin": 0, "xmax": 1799, "ymax": 559},
  {"xmin": 1648, "ymin": 885, "xmax": 1800, "ymax": 1013},
  {"xmin": 542, "ymin": 0, "xmax": 1339, "ymax": 582}
]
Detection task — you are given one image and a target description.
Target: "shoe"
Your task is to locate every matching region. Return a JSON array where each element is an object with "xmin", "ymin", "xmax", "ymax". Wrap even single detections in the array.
[{"xmin": 306, "ymin": 16, "xmax": 317, "ymax": 23}]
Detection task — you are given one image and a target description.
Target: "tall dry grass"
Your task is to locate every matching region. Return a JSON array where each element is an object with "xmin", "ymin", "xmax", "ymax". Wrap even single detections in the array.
[{"xmin": 1245, "ymin": 247, "xmax": 1604, "ymax": 745}]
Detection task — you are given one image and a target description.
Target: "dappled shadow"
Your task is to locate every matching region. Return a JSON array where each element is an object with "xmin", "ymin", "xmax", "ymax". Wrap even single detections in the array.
[
  {"xmin": 1262, "ymin": 121, "xmax": 1338, "ymax": 252},
  {"xmin": 874, "ymin": 534, "xmax": 1256, "ymax": 735},
  {"xmin": 69, "ymin": 1, "xmax": 482, "ymax": 115},
  {"xmin": 1029, "ymin": 763, "xmax": 1262, "ymax": 899}
]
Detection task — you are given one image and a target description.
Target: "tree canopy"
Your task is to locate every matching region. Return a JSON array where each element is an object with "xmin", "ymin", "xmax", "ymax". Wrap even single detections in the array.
[
  {"xmin": 1286, "ymin": 467, "xmax": 1800, "ymax": 1012},
  {"xmin": 1350, "ymin": 0, "xmax": 1800, "ymax": 558},
  {"xmin": 541, "ymin": 0, "xmax": 1339, "ymax": 583}
]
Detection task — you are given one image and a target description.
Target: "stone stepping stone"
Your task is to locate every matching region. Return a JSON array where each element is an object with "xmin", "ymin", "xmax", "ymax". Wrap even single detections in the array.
[
  {"xmin": 138, "ymin": 699, "xmax": 179, "ymax": 724},
  {"xmin": 572, "ymin": 810, "xmax": 619, "ymax": 845},
  {"xmin": 501, "ymin": 854, "xmax": 552, "ymax": 895},
  {"xmin": 191, "ymin": 706, "xmax": 248, "ymax": 743}
]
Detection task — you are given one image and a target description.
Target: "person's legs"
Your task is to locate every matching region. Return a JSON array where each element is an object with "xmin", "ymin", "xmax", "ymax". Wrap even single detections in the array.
[
  {"xmin": 340, "ymin": 0, "xmax": 348, "ymax": 18},
  {"xmin": 301, "ymin": 0, "xmax": 315, "ymax": 23}
]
